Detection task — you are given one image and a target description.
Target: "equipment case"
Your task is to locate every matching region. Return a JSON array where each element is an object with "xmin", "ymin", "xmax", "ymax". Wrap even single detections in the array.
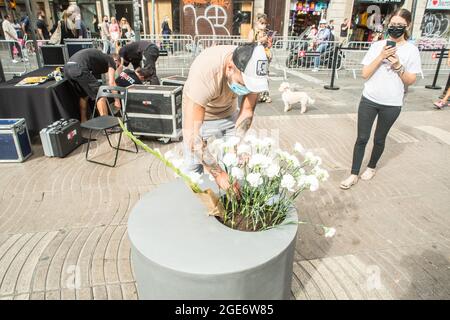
[
  {"xmin": 39, "ymin": 119, "xmax": 82, "ymax": 157},
  {"xmin": 160, "ymin": 75, "xmax": 187, "ymax": 87},
  {"xmin": 125, "ymin": 85, "xmax": 183, "ymax": 141},
  {"xmin": 0, "ymin": 119, "xmax": 32, "ymax": 162}
]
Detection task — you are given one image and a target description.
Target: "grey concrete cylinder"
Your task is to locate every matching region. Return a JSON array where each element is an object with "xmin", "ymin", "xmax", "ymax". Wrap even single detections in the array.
[{"xmin": 128, "ymin": 179, "xmax": 298, "ymax": 300}]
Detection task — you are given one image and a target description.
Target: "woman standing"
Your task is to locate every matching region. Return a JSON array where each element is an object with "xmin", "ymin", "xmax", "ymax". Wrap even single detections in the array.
[
  {"xmin": 120, "ymin": 17, "xmax": 132, "ymax": 44},
  {"xmin": 340, "ymin": 9, "xmax": 422, "ymax": 189},
  {"xmin": 247, "ymin": 13, "xmax": 273, "ymax": 103},
  {"xmin": 109, "ymin": 17, "xmax": 120, "ymax": 53}
]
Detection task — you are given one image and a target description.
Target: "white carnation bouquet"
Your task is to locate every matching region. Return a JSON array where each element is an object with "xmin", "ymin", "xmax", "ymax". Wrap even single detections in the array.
[
  {"xmin": 120, "ymin": 121, "xmax": 332, "ymax": 233},
  {"xmin": 186, "ymin": 135, "xmax": 329, "ymax": 231}
]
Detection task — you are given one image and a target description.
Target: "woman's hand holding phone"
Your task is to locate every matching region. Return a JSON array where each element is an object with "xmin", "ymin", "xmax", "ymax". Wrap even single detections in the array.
[{"xmin": 379, "ymin": 45, "xmax": 397, "ymax": 61}]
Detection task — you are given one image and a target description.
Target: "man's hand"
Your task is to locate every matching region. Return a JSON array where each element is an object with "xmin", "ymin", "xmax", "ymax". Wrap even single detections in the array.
[
  {"xmin": 379, "ymin": 45, "xmax": 397, "ymax": 61},
  {"xmin": 214, "ymin": 171, "xmax": 240, "ymax": 195}
]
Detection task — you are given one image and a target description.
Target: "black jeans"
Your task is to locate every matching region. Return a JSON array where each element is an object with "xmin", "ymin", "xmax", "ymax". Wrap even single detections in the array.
[{"xmin": 351, "ymin": 96, "xmax": 401, "ymax": 175}]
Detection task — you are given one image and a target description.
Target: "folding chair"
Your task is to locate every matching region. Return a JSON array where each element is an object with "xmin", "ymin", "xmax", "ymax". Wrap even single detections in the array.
[{"xmin": 81, "ymin": 86, "xmax": 138, "ymax": 167}]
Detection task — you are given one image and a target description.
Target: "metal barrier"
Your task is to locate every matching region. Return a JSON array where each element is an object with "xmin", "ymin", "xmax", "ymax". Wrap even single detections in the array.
[
  {"xmin": 272, "ymin": 39, "xmax": 342, "ymax": 72},
  {"xmin": 193, "ymin": 35, "xmax": 250, "ymax": 56},
  {"xmin": 0, "ymin": 40, "xmax": 32, "ymax": 76},
  {"xmin": 342, "ymin": 41, "xmax": 371, "ymax": 79}
]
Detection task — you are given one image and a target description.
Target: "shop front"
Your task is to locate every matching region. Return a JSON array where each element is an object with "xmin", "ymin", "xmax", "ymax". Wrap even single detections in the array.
[
  {"xmin": 350, "ymin": 0, "xmax": 404, "ymax": 41},
  {"xmin": 420, "ymin": 0, "xmax": 450, "ymax": 39},
  {"xmin": 288, "ymin": 1, "xmax": 330, "ymax": 37}
]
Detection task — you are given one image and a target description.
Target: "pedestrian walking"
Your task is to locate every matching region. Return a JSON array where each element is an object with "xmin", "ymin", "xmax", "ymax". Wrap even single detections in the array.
[{"xmin": 340, "ymin": 9, "xmax": 422, "ymax": 189}]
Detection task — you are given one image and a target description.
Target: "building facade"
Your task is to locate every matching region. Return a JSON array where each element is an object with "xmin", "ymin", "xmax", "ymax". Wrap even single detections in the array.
[{"xmin": 1, "ymin": 0, "xmax": 449, "ymax": 41}]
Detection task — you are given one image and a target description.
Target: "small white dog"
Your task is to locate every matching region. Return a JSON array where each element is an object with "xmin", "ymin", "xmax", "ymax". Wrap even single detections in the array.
[{"xmin": 279, "ymin": 82, "xmax": 315, "ymax": 113}]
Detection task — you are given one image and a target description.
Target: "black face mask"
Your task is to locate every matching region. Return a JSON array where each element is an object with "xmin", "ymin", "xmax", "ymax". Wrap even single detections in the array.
[{"xmin": 388, "ymin": 26, "xmax": 406, "ymax": 39}]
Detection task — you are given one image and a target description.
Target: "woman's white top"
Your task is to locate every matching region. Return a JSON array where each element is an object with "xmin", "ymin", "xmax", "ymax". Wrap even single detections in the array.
[{"xmin": 361, "ymin": 39, "xmax": 422, "ymax": 106}]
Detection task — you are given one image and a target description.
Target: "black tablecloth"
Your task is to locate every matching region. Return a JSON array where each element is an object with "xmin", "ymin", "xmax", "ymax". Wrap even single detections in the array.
[{"xmin": 0, "ymin": 67, "xmax": 80, "ymax": 137}]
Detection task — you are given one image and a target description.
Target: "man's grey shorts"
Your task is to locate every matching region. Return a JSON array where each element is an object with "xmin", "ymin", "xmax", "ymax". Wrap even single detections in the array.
[{"xmin": 183, "ymin": 111, "xmax": 239, "ymax": 174}]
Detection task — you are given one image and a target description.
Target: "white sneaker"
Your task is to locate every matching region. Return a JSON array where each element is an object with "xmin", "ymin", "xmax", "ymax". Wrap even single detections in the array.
[
  {"xmin": 21, "ymin": 58, "xmax": 29, "ymax": 62},
  {"xmin": 311, "ymin": 68, "xmax": 319, "ymax": 72},
  {"xmin": 12, "ymin": 59, "xmax": 19, "ymax": 64}
]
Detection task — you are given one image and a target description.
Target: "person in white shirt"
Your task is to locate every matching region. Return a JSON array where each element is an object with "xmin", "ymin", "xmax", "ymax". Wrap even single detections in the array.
[
  {"xmin": 2, "ymin": 14, "xmax": 23, "ymax": 63},
  {"xmin": 340, "ymin": 9, "xmax": 422, "ymax": 189}
]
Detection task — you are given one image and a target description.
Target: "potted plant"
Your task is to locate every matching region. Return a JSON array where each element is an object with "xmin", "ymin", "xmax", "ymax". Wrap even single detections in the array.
[{"xmin": 122, "ymin": 122, "xmax": 334, "ymax": 299}]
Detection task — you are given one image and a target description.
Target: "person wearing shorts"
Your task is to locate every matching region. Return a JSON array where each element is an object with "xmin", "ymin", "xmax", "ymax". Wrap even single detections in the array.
[{"xmin": 64, "ymin": 48, "xmax": 121, "ymax": 122}]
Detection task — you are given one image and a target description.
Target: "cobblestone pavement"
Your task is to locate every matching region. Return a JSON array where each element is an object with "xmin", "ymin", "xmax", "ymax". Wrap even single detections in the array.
[{"xmin": 0, "ymin": 70, "xmax": 449, "ymax": 300}]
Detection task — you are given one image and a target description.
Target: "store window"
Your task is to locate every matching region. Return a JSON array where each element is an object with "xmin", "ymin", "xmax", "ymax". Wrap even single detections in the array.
[
  {"xmin": 420, "ymin": 0, "xmax": 450, "ymax": 40},
  {"xmin": 288, "ymin": 1, "xmax": 329, "ymax": 37},
  {"xmin": 350, "ymin": 0, "xmax": 405, "ymax": 42}
]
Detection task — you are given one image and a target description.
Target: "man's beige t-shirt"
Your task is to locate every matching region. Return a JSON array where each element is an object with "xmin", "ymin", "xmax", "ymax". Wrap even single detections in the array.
[{"xmin": 183, "ymin": 45, "xmax": 238, "ymax": 121}]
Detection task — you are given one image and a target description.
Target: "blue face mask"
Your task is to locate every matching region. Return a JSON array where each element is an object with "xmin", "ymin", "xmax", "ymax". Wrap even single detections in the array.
[{"xmin": 228, "ymin": 82, "xmax": 251, "ymax": 96}]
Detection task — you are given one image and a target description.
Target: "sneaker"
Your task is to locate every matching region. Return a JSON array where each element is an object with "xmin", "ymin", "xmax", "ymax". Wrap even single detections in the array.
[
  {"xmin": 311, "ymin": 68, "xmax": 319, "ymax": 72},
  {"xmin": 360, "ymin": 168, "xmax": 376, "ymax": 181},
  {"xmin": 12, "ymin": 59, "xmax": 19, "ymax": 64},
  {"xmin": 21, "ymin": 58, "xmax": 29, "ymax": 62}
]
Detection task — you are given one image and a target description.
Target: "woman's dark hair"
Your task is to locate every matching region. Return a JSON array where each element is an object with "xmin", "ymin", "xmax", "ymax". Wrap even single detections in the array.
[{"xmin": 389, "ymin": 8, "xmax": 412, "ymax": 39}]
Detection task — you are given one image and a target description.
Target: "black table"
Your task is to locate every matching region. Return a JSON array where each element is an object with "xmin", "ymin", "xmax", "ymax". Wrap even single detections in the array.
[{"xmin": 0, "ymin": 67, "xmax": 80, "ymax": 137}]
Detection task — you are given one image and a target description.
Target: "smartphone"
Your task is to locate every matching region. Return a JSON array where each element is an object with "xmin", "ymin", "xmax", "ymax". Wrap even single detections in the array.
[{"xmin": 386, "ymin": 40, "xmax": 396, "ymax": 48}]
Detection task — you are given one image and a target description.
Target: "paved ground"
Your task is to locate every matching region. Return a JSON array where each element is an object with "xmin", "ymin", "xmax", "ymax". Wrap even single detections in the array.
[{"xmin": 0, "ymin": 68, "xmax": 449, "ymax": 300}]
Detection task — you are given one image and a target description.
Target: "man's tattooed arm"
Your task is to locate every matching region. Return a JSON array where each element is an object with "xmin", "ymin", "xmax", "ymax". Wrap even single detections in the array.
[
  {"xmin": 192, "ymin": 134, "xmax": 223, "ymax": 178},
  {"xmin": 234, "ymin": 93, "xmax": 258, "ymax": 140},
  {"xmin": 235, "ymin": 116, "xmax": 253, "ymax": 139}
]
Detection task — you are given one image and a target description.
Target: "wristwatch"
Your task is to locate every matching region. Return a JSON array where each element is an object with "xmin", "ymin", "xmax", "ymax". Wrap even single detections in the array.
[{"xmin": 394, "ymin": 64, "xmax": 405, "ymax": 76}]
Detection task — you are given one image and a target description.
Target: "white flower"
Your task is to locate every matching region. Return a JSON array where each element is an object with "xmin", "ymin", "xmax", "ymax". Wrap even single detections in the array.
[
  {"xmin": 306, "ymin": 175, "xmax": 319, "ymax": 191},
  {"xmin": 281, "ymin": 174, "xmax": 296, "ymax": 192},
  {"xmin": 304, "ymin": 151, "xmax": 315, "ymax": 164},
  {"xmin": 223, "ymin": 136, "xmax": 241, "ymax": 149},
  {"xmin": 275, "ymin": 149, "xmax": 291, "ymax": 160},
  {"xmin": 260, "ymin": 137, "xmax": 274, "ymax": 148},
  {"xmin": 231, "ymin": 167, "xmax": 244, "ymax": 180},
  {"xmin": 314, "ymin": 156, "xmax": 323, "ymax": 166},
  {"xmin": 164, "ymin": 150, "xmax": 175, "ymax": 160},
  {"xmin": 312, "ymin": 166, "xmax": 329, "ymax": 182},
  {"xmin": 248, "ymin": 154, "xmax": 271, "ymax": 169},
  {"xmin": 324, "ymin": 227, "xmax": 336, "ymax": 238},
  {"xmin": 171, "ymin": 158, "xmax": 184, "ymax": 169},
  {"xmin": 246, "ymin": 172, "xmax": 263, "ymax": 188},
  {"xmin": 208, "ymin": 138, "xmax": 225, "ymax": 154},
  {"xmin": 287, "ymin": 155, "xmax": 300, "ymax": 168},
  {"xmin": 222, "ymin": 153, "xmax": 238, "ymax": 167},
  {"xmin": 297, "ymin": 175, "xmax": 308, "ymax": 188},
  {"xmin": 297, "ymin": 175, "xmax": 319, "ymax": 191},
  {"xmin": 244, "ymin": 135, "xmax": 258, "ymax": 146},
  {"xmin": 237, "ymin": 144, "xmax": 251, "ymax": 155},
  {"xmin": 265, "ymin": 164, "xmax": 280, "ymax": 178},
  {"xmin": 294, "ymin": 142, "xmax": 306, "ymax": 155},
  {"xmin": 188, "ymin": 172, "xmax": 204, "ymax": 184}
]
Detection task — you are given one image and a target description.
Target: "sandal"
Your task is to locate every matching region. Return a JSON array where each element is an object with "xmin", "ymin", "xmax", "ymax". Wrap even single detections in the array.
[
  {"xmin": 340, "ymin": 175, "xmax": 358, "ymax": 190},
  {"xmin": 361, "ymin": 168, "xmax": 376, "ymax": 181},
  {"xmin": 433, "ymin": 100, "xmax": 447, "ymax": 109}
]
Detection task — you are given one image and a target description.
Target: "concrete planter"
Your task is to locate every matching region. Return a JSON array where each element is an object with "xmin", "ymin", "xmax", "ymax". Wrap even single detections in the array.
[{"xmin": 128, "ymin": 179, "xmax": 298, "ymax": 300}]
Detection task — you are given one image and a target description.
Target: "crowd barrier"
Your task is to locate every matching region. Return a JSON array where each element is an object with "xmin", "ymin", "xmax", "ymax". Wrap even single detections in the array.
[
  {"xmin": 0, "ymin": 40, "xmax": 33, "ymax": 76},
  {"xmin": 272, "ymin": 39, "xmax": 343, "ymax": 72},
  {"xmin": 1, "ymin": 35, "xmax": 448, "ymax": 81}
]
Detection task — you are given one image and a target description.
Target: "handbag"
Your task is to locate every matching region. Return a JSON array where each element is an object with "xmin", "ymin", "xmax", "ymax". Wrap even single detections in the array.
[{"xmin": 49, "ymin": 21, "xmax": 62, "ymax": 45}]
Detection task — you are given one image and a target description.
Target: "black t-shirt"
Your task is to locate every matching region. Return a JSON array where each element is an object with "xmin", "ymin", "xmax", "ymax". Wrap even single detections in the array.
[
  {"xmin": 119, "ymin": 41, "xmax": 152, "ymax": 66},
  {"xmin": 36, "ymin": 19, "xmax": 50, "ymax": 40},
  {"xmin": 115, "ymin": 69, "xmax": 142, "ymax": 87},
  {"xmin": 69, "ymin": 48, "xmax": 116, "ymax": 75}
]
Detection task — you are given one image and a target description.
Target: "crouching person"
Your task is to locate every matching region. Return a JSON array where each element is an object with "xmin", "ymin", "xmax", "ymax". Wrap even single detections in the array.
[{"xmin": 64, "ymin": 48, "xmax": 121, "ymax": 122}]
